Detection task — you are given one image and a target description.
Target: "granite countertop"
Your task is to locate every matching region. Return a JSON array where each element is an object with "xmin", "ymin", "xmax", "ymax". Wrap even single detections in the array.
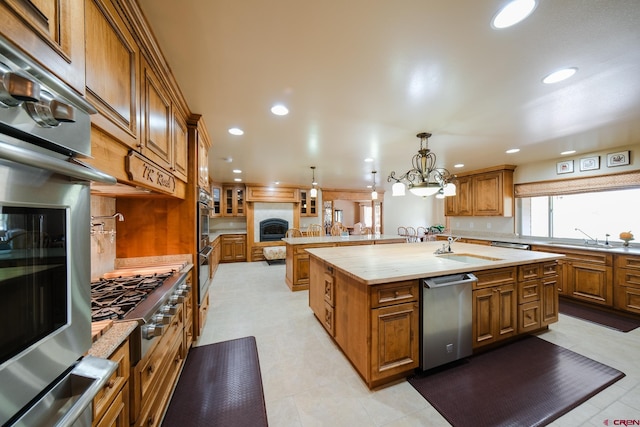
[
  {"xmin": 305, "ymin": 241, "xmax": 564, "ymax": 285},
  {"xmin": 282, "ymin": 234, "xmax": 405, "ymax": 245},
  {"xmin": 87, "ymin": 321, "xmax": 138, "ymax": 359}
]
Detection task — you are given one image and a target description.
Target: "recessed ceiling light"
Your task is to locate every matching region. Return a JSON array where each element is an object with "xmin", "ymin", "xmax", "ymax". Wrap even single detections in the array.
[
  {"xmin": 274, "ymin": 181, "xmax": 280, "ymax": 185},
  {"xmin": 506, "ymin": 148, "xmax": 520, "ymax": 154},
  {"xmin": 543, "ymin": 67, "xmax": 578, "ymax": 84},
  {"xmin": 234, "ymin": 178, "xmax": 242, "ymax": 182},
  {"xmin": 228, "ymin": 127, "xmax": 244, "ymax": 136},
  {"xmin": 454, "ymin": 164, "xmax": 465, "ymax": 168},
  {"xmin": 560, "ymin": 150, "xmax": 576, "ymax": 155},
  {"xmin": 224, "ymin": 157, "xmax": 233, "ymax": 163},
  {"xmin": 491, "ymin": 0, "xmax": 537, "ymax": 29},
  {"xmin": 271, "ymin": 104, "xmax": 289, "ymax": 116},
  {"xmin": 232, "ymin": 169, "xmax": 242, "ymax": 174}
]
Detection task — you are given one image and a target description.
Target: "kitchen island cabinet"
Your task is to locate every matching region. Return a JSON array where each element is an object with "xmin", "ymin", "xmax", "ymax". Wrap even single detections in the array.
[
  {"xmin": 283, "ymin": 235, "xmax": 406, "ymax": 292},
  {"xmin": 307, "ymin": 242, "xmax": 562, "ymax": 388}
]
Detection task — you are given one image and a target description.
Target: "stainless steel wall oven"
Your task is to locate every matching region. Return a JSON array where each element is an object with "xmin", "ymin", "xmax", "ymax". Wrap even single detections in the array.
[
  {"xmin": 198, "ymin": 188, "xmax": 212, "ymax": 304},
  {"xmin": 0, "ymin": 35, "xmax": 117, "ymax": 426}
]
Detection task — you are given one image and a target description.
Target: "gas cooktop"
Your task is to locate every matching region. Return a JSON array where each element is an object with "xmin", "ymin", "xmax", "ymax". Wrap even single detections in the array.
[{"xmin": 90, "ymin": 272, "xmax": 174, "ymax": 321}]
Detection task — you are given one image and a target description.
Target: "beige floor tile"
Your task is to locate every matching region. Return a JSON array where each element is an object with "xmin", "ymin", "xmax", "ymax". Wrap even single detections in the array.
[{"xmin": 204, "ymin": 262, "xmax": 640, "ymax": 427}]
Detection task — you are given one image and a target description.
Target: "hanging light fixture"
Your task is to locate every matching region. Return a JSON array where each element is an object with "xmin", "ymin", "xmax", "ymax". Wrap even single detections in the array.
[
  {"xmin": 309, "ymin": 166, "xmax": 318, "ymax": 198},
  {"xmin": 371, "ymin": 170, "xmax": 378, "ymax": 200},
  {"xmin": 387, "ymin": 132, "xmax": 456, "ymax": 198}
]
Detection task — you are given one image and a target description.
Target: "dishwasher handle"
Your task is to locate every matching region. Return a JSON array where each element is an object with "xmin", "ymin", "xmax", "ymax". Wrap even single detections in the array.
[{"xmin": 423, "ymin": 273, "xmax": 477, "ymax": 289}]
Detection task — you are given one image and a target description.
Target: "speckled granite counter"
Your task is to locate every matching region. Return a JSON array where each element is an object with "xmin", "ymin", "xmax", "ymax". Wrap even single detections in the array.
[{"xmin": 88, "ymin": 321, "xmax": 137, "ymax": 359}]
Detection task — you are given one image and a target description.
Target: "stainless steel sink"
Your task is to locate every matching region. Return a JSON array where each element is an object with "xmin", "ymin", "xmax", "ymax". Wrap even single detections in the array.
[
  {"xmin": 545, "ymin": 242, "xmax": 617, "ymax": 250},
  {"xmin": 436, "ymin": 253, "xmax": 503, "ymax": 263}
]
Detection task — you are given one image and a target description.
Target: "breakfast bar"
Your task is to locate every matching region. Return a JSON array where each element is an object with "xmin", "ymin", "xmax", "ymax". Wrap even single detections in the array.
[{"xmin": 307, "ymin": 241, "xmax": 564, "ymax": 388}]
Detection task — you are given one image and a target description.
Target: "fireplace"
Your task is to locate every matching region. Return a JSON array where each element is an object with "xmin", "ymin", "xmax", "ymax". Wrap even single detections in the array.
[{"xmin": 259, "ymin": 218, "xmax": 289, "ymax": 242}]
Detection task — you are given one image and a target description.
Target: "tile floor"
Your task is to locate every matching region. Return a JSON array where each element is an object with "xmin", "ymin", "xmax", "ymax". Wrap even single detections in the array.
[{"xmin": 197, "ymin": 262, "xmax": 640, "ymax": 426}]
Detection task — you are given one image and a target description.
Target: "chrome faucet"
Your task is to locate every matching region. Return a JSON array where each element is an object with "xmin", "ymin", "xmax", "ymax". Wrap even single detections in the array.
[
  {"xmin": 575, "ymin": 228, "xmax": 597, "ymax": 245},
  {"xmin": 435, "ymin": 235, "xmax": 460, "ymax": 254}
]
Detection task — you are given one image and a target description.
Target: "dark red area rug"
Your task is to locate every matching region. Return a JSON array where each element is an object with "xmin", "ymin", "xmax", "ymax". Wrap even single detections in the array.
[
  {"xmin": 408, "ymin": 336, "xmax": 624, "ymax": 427},
  {"xmin": 559, "ymin": 298, "xmax": 640, "ymax": 332}
]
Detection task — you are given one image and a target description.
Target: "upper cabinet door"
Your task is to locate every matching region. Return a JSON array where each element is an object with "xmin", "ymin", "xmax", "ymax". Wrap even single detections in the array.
[
  {"xmin": 140, "ymin": 54, "xmax": 172, "ymax": 170},
  {"xmin": 172, "ymin": 110, "xmax": 188, "ymax": 182},
  {"xmin": 1, "ymin": 0, "xmax": 86, "ymax": 93},
  {"xmin": 85, "ymin": 0, "xmax": 140, "ymax": 149}
]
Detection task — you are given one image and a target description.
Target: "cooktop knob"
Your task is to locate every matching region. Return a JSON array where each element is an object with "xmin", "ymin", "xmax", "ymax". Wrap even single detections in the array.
[
  {"xmin": 160, "ymin": 304, "xmax": 177, "ymax": 315},
  {"xmin": 169, "ymin": 294, "xmax": 184, "ymax": 304},
  {"xmin": 152, "ymin": 313, "xmax": 171, "ymax": 325},
  {"xmin": 23, "ymin": 90, "xmax": 75, "ymax": 127},
  {"xmin": 141, "ymin": 323, "xmax": 164, "ymax": 339},
  {"xmin": 0, "ymin": 62, "xmax": 41, "ymax": 107}
]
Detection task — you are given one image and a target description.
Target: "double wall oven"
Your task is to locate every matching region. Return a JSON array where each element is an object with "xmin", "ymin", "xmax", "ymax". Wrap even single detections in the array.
[
  {"xmin": 0, "ymin": 36, "xmax": 118, "ymax": 426},
  {"xmin": 198, "ymin": 188, "xmax": 213, "ymax": 304}
]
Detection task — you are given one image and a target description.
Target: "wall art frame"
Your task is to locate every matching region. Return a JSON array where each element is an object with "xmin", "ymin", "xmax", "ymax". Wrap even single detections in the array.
[
  {"xmin": 556, "ymin": 160, "xmax": 574, "ymax": 174},
  {"xmin": 606, "ymin": 150, "xmax": 630, "ymax": 167},
  {"xmin": 579, "ymin": 156, "xmax": 600, "ymax": 171}
]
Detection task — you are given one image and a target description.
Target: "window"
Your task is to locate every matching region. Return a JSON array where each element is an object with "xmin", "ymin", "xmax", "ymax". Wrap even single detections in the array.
[{"xmin": 518, "ymin": 188, "xmax": 640, "ymax": 242}]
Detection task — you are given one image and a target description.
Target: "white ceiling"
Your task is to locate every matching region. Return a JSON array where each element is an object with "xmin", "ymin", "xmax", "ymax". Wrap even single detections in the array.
[{"xmin": 137, "ymin": 0, "xmax": 640, "ymax": 192}]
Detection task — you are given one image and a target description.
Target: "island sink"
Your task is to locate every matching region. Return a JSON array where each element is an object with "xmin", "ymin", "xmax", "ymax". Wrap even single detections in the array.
[{"xmin": 436, "ymin": 253, "xmax": 503, "ymax": 263}]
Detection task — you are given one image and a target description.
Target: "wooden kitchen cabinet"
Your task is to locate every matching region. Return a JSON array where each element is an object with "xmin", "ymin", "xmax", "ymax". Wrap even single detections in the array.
[
  {"xmin": 210, "ymin": 185, "xmax": 222, "ymax": 217},
  {"xmin": 1, "ymin": 0, "xmax": 86, "ymax": 93},
  {"xmin": 171, "ymin": 109, "xmax": 189, "ymax": 182},
  {"xmin": 220, "ymin": 234, "xmax": 246, "ymax": 262},
  {"xmin": 85, "ymin": 0, "xmax": 140, "ymax": 150},
  {"xmin": 223, "ymin": 185, "xmax": 245, "ymax": 216},
  {"xmin": 472, "ymin": 267, "xmax": 517, "ymax": 348},
  {"xmin": 140, "ymin": 54, "xmax": 172, "ymax": 171},
  {"xmin": 131, "ymin": 303, "xmax": 184, "ymax": 427},
  {"xmin": 445, "ymin": 176, "xmax": 472, "ymax": 216},
  {"xmin": 300, "ymin": 190, "xmax": 317, "ymax": 216},
  {"xmin": 516, "ymin": 262, "xmax": 558, "ymax": 333},
  {"xmin": 614, "ymin": 254, "xmax": 640, "ymax": 314},
  {"xmin": 92, "ymin": 339, "xmax": 130, "ymax": 427},
  {"xmin": 309, "ymin": 257, "xmax": 419, "ymax": 388},
  {"xmin": 445, "ymin": 165, "xmax": 515, "ymax": 217}
]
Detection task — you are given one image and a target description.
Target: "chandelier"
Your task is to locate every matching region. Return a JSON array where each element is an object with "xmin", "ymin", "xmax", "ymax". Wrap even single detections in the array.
[
  {"xmin": 387, "ymin": 132, "xmax": 456, "ymax": 197},
  {"xmin": 371, "ymin": 171, "xmax": 378, "ymax": 200},
  {"xmin": 309, "ymin": 166, "xmax": 318, "ymax": 198}
]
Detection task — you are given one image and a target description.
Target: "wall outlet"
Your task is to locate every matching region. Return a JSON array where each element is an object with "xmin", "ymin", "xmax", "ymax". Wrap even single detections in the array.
[
  {"xmin": 487, "ymin": 223, "xmax": 492, "ymax": 229},
  {"xmin": 469, "ymin": 222, "xmax": 474, "ymax": 228}
]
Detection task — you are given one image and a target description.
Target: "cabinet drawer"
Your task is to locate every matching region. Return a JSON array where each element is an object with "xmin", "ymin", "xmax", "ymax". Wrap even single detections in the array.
[
  {"xmin": 518, "ymin": 301, "xmax": 541, "ymax": 333},
  {"xmin": 518, "ymin": 280, "xmax": 541, "ymax": 304},
  {"xmin": 95, "ymin": 386, "xmax": 127, "ymax": 427},
  {"xmin": 474, "ymin": 267, "xmax": 517, "ymax": 289},
  {"xmin": 615, "ymin": 255, "xmax": 640, "ymax": 270},
  {"xmin": 323, "ymin": 302, "xmax": 335, "ymax": 336},
  {"xmin": 614, "ymin": 284, "xmax": 640, "ymax": 314},
  {"xmin": 542, "ymin": 262, "xmax": 558, "ymax": 277},
  {"xmin": 370, "ymin": 281, "xmax": 418, "ymax": 308},
  {"xmin": 616, "ymin": 269, "xmax": 640, "ymax": 288},
  {"xmin": 518, "ymin": 264, "xmax": 541, "ymax": 281},
  {"xmin": 93, "ymin": 340, "xmax": 129, "ymax": 424},
  {"xmin": 323, "ymin": 273, "xmax": 335, "ymax": 306}
]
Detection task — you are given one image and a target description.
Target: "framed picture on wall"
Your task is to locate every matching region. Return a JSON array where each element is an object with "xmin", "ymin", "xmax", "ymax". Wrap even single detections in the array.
[
  {"xmin": 606, "ymin": 150, "xmax": 630, "ymax": 167},
  {"xmin": 579, "ymin": 156, "xmax": 600, "ymax": 171},
  {"xmin": 556, "ymin": 160, "xmax": 574, "ymax": 174}
]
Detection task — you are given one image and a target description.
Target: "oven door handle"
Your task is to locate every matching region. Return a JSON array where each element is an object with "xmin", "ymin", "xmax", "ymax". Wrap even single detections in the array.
[
  {"xmin": 0, "ymin": 140, "xmax": 116, "ymax": 184},
  {"xmin": 199, "ymin": 246, "xmax": 213, "ymax": 259}
]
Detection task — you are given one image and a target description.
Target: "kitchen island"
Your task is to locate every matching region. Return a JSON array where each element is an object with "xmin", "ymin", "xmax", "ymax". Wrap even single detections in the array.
[
  {"xmin": 307, "ymin": 241, "xmax": 564, "ymax": 388},
  {"xmin": 282, "ymin": 234, "xmax": 406, "ymax": 291}
]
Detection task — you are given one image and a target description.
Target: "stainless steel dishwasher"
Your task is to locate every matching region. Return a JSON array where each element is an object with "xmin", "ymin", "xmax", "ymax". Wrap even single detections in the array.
[{"xmin": 421, "ymin": 273, "xmax": 477, "ymax": 370}]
